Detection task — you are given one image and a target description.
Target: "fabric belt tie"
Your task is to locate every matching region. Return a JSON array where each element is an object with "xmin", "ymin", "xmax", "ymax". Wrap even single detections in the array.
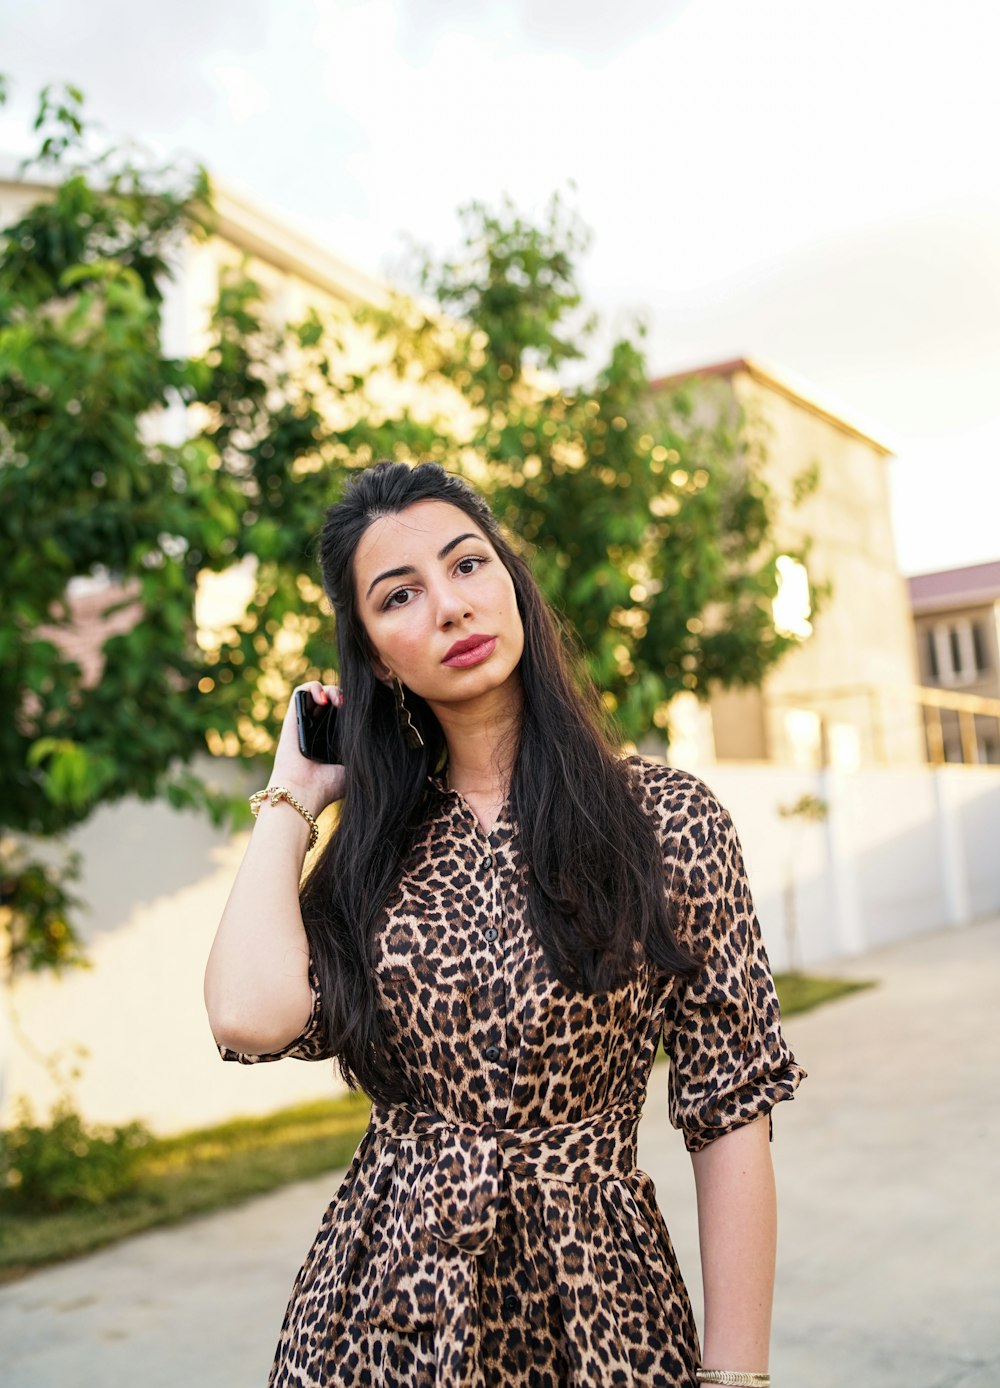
[{"xmin": 364, "ymin": 1096, "xmax": 643, "ymax": 1386}]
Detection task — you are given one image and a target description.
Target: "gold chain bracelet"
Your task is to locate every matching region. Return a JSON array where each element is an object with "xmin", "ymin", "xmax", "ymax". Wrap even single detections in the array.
[
  {"xmin": 248, "ymin": 786, "xmax": 320, "ymax": 851},
  {"xmin": 696, "ymin": 1373, "xmax": 771, "ymax": 1387}
]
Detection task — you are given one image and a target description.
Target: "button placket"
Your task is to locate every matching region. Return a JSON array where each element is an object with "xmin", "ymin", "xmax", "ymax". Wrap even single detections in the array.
[
  {"xmin": 483, "ymin": 848, "xmax": 501, "ymax": 948},
  {"xmin": 452, "ymin": 810, "xmax": 502, "ymax": 1081},
  {"xmin": 482, "ymin": 851, "xmax": 500, "ymax": 946},
  {"xmin": 491, "ymin": 850, "xmax": 514, "ymax": 1075},
  {"xmin": 480, "ymin": 841, "xmax": 512, "ymax": 1080}
]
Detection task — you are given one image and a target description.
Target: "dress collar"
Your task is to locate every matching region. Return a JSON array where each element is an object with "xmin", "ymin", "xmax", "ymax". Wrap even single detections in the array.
[{"xmin": 426, "ymin": 761, "xmax": 453, "ymax": 794}]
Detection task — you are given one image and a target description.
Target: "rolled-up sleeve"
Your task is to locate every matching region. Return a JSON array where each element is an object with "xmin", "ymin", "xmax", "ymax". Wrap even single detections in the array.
[
  {"xmin": 661, "ymin": 800, "xmax": 806, "ymax": 1153},
  {"xmin": 216, "ymin": 961, "xmax": 334, "ymax": 1065}
]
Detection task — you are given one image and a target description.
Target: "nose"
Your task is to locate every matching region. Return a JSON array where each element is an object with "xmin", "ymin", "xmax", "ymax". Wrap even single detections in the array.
[{"xmin": 431, "ymin": 577, "xmax": 473, "ymax": 628}]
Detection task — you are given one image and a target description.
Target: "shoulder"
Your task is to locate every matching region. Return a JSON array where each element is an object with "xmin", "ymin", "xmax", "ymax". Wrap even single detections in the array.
[
  {"xmin": 622, "ymin": 755, "xmax": 733, "ymax": 851},
  {"xmin": 623, "ymin": 758, "xmax": 749, "ymax": 943},
  {"xmin": 621, "ymin": 757, "xmax": 740, "ymax": 901}
]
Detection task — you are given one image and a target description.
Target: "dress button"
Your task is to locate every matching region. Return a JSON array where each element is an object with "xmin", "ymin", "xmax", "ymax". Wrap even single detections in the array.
[
  {"xmin": 484, "ymin": 1045, "xmax": 501, "ymax": 1061},
  {"xmin": 484, "ymin": 926, "xmax": 499, "ymax": 941},
  {"xmin": 483, "ymin": 854, "xmax": 494, "ymax": 868},
  {"xmin": 502, "ymin": 1293, "xmax": 519, "ymax": 1314}
]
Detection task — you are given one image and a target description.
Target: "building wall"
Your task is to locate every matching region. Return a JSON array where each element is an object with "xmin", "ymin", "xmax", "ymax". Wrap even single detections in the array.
[
  {"xmin": 0, "ymin": 177, "xmax": 463, "ymax": 450},
  {"xmin": 671, "ymin": 758, "xmax": 1000, "ymax": 962},
  {"xmin": 912, "ymin": 601, "xmax": 1000, "ymax": 699},
  {"xmin": 911, "ymin": 601, "xmax": 1000, "ymax": 763},
  {"xmin": 0, "ymin": 178, "xmax": 398, "ymax": 1136},
  {"xmin": 729, "ymin": 370, "xmax": 926, "ymax": 767},
  {"xmin": 0, "ymin": 759, "xmax": 347, "ymax": 1136},
  {"xmin": 0, "ymin": 181, "xmax": 36, "ymax": 228},
  {"xmin": 708, "ymin": 686, "xmax": 769, "ymax": 761}
]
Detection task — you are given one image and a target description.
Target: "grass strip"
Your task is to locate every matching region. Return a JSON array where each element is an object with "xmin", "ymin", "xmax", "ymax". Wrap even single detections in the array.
[
  {"xmin": 773, "ymin": 970, "xmax": 875, "ymax": 1016},
  {"xmin": 0, "ymin": 1090, "xmax": 373, "ymax": 1281},
  {"xmin": 0, "ymin": 972, "xmax": 872, "ymax": 1280}
]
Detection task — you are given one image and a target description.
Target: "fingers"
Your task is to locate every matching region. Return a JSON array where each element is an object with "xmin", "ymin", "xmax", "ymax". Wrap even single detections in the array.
[{"xmin": 293, "ymin": 681, "xmax": 343, "ymax": 707}]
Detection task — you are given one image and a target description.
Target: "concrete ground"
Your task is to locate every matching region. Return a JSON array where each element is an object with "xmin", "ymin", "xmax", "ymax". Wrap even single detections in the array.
[{"xmin": 2, "ymin": 917, "xmax": 998, "ymax": 1388}]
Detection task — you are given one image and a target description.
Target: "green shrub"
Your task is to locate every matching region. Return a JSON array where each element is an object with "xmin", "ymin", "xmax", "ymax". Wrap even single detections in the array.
[{"xmin": 0, "ymin": 1099, "xmax": 152, "ymax": 1212}]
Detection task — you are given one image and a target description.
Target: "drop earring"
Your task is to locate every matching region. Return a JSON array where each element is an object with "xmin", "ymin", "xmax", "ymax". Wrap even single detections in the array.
[{"xmin": 391, "ymin": 674, "xmax": 425, "ymax": 749}]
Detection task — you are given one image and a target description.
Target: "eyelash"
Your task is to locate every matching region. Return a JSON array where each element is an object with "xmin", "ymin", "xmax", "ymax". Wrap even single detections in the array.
[{"xmin": 381, "ymin": 555, "xmax": 490, "ymax": 611}]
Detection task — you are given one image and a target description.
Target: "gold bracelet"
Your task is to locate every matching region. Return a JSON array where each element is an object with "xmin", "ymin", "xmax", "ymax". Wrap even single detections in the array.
[
  {"xmin": 696, "ymin": 1373, "xmax": 771, "ymax": 1387},
  {"xmin": 248, "ymin": 786, "xmax": 320, "ymax": 851}
]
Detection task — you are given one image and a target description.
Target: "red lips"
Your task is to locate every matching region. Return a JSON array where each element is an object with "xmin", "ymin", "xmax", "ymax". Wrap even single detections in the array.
[{"xmin": 443, "ymin": 633, "xmax": 494, "ymax": 661}]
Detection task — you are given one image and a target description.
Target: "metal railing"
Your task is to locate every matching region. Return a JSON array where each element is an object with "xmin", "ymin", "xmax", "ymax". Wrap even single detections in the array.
[{"xmin": 767, "ymin": 682, "xmax": 1000, "ymax": 766}]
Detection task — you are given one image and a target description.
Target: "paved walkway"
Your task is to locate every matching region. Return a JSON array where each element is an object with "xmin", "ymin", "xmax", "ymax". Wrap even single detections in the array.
[{"xmin": 2, "ymin": 917, "xmax": 998, "ymax": 1388}]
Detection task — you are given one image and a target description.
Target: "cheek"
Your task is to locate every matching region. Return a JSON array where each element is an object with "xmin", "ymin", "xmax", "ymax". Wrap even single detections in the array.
[
  {"xmin": 490, "ymin": 574, "xmax": 520, "ymax": 617},
  {"xmin": 369, "ymin": 608, "xmax": 428, "ymax": 668},
  {"xmin": 496, "ymin": 581, "xmax": 525, "ymax": 648},
  {"xmin": 383, "ymin": 623, "xmax": 430, "ymax": 667}
]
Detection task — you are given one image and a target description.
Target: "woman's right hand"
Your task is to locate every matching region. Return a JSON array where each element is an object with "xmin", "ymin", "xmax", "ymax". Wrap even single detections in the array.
[{"xmin": 267, "ymin": 682, "xmax": 346, "ymax": 817}]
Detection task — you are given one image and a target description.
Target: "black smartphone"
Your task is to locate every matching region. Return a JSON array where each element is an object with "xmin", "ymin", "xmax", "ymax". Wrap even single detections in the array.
[{"xmin": 294, "ymin": 689, "xmax": 341, "ymax": 764}]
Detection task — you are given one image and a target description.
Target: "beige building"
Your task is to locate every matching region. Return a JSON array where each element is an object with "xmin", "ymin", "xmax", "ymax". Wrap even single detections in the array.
[
  {"xmin": 907, "ymin": 560, "xmax": 1000, "ymax": 764},
  {"xmin": 0, "ymin": 171, "xmax": 469, "ymax": 665},
  {"xmin": 0, "ymin": 175, "xmax": 397, "ymax": 1133},
  {"xmin": 652, "ymin": 357, "xmax": 927, "ymax": 772},
  {"xmin": 0, "ymin": 173, "xmax": 404, "ymax": 725}
]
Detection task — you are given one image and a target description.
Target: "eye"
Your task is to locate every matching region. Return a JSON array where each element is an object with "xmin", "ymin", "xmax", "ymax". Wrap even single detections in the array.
[
  {"xmin": 382, "ymin": 586, "xmax": 416, "ymax": 610},
  {"xmin": 455, "ymin": 555, "xmax": 488, "ymax": 576}
]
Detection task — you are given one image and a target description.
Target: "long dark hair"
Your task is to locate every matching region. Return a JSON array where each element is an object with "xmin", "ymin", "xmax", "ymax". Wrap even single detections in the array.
[{"xmin": 299, "ymin": 461, "xmax": 698, "ymax": 1104}]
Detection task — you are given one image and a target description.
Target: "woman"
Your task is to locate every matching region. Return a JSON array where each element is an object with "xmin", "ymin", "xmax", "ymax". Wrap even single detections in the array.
[{"xmin": 205, "ymin": 459, "xmax": 805, "ymax": 1388}]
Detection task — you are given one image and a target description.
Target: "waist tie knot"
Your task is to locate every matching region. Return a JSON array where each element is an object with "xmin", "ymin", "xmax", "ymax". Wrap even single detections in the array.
[
  {"xmin": 370, "ymin": 1095, "xmax": 642, "ymax": 1254},
  {"xmin": 363, "ymin": 1096, "xmax": 644, "ymax": 1385}
]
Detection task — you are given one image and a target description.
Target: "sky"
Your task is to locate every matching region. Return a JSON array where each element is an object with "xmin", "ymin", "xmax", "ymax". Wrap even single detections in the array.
[{"xmin": 2, "ymin": 0, "xmax": 998, "ymax": 575}]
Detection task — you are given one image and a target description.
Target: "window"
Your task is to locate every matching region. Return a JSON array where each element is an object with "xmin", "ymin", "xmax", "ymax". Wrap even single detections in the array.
[
  {"xmin": 972, "ymin": 621, "xmax": 989, "ymax": 674},
  {"xmin": 931, "ymin": 616, "xmax": 991, "ymax": 686},
  {"xmin": 772, "ymin": 555, "xmax": 812, "ymax": 638},
  {"xmin": 783, "ymin": 708, "xmax": 822, "ymax": 769},
  {"xmin": 949, "ymin": 626, "xmax": 962, "ymax": 673}
]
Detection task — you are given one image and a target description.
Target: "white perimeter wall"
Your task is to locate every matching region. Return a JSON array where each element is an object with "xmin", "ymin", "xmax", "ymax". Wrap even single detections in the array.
[
  {"xmin": 3, "ymin": 757, "xmax": 998, "ymax": 1136},
  {"xmin": 0, "ymin": 759, "xmax": 349, "ymax": 1136},
  {"xmin": 679, "ymin": 759, "xmax": 1000, "ymax": 967}
]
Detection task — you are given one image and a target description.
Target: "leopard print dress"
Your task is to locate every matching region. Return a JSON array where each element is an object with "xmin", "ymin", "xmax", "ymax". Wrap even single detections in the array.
[{"xmin": 220, "ymin": 758, "xmax": 805, "ymax": 1387}]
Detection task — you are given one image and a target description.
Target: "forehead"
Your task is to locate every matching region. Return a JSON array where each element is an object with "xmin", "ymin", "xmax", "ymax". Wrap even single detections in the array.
[{"xmin": 353, "ymin": 499, "xmax": 489, "ymax": 582}]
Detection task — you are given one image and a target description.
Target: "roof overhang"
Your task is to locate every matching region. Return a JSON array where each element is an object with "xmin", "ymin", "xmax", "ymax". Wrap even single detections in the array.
[
  {"xmin": 0, "ymin": 169, "xmax": 390, "ymax": 311},
  {"xmin": 651, "ymin": 354, "xmax": 896, "ymax": 456}
]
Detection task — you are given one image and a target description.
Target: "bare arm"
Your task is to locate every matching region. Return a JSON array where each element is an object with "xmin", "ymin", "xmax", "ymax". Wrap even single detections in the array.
[
  {"xmin": 204, "ymin": 682, "xmax": 345, "ymax": 1055},
  {"xmin": 690, "ymin": 1114, "xmax": 776, "ymax": 1375}
]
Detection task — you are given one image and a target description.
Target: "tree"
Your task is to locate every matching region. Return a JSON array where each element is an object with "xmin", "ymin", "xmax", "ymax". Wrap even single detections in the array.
[
  {"xmin": 0, "ymin": 84, "xmax": 344, "ymax": 973},
  {"xmin": 346, "ymin": 195, "xmax": 810, "ymax": 731},
  {"xmin": 1, "ymin": 83, "xmax": 815, "ymax": 976}
]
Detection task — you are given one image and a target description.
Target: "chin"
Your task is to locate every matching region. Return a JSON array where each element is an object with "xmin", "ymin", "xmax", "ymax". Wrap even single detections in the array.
[{"xmin": 435, "ymin": 655, "xmax": 522, "ymax": 704}]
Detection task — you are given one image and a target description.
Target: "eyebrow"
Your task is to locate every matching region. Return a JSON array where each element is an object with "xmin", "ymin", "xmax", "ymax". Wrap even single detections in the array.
[{"xmin": 365, "ymin": 532, "xmax": 481, "ymax": 600}]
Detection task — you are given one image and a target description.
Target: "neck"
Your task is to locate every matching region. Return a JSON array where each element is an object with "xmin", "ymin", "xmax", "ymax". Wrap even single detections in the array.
[{"xmin": 428, "ymin": 672, "xmax": 523, "ymax": 796}]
